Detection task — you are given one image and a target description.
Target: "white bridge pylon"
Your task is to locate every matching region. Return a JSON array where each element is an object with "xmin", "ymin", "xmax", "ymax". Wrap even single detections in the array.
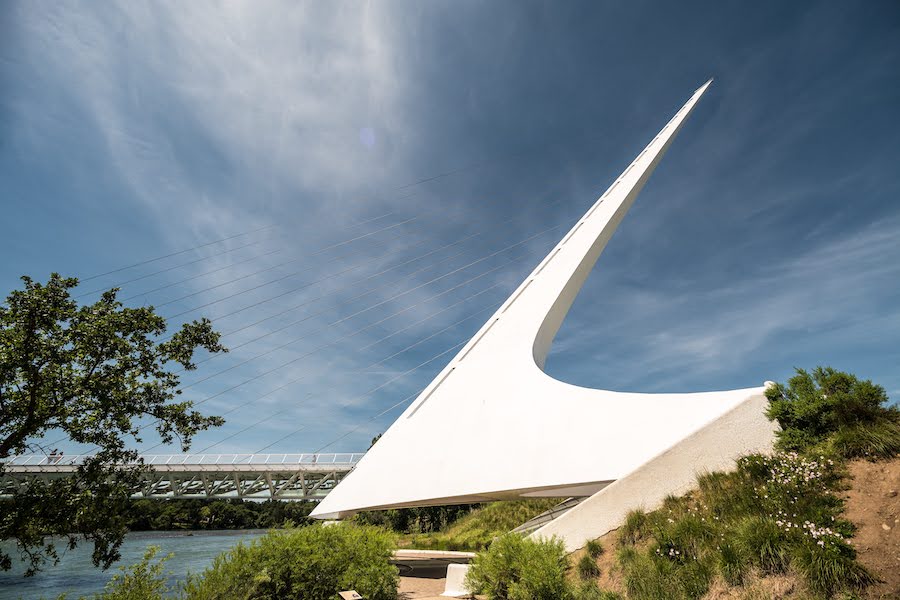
[{"xmin": 311, "ymin": 81, "xmax": 777, "ymax": 534}]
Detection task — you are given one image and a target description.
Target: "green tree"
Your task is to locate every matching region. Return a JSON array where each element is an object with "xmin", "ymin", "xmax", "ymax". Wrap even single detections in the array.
[
  {"xmin": 0, "ymin": 274, "xmax": 227, "ymax": 574},
  {"xmin": 765, "ymin": 366, "xmax": 900, "ymax": 457}
]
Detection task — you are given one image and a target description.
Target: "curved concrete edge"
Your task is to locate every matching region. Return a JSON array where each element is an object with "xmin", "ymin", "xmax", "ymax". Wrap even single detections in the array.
[
  {"xmin": 529, "ymin": 391, "xmax": 778, "ymax": 552},
  {"xmin": 441, "ymin": 563, "xmax": 473, "ymax": 597},
  {"xmin": 393, "ymin": 549, "xmax": 476, "ymax": 561}
]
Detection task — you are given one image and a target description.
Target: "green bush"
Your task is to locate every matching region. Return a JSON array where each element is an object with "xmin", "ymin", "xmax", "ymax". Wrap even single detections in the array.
[
  {"xmin": 620, "ymin": 551, "xmax": 675, "ymax": 600},
  {"xmin": 585, "ymin": 539, "xmax": 604, "ymax": 559},
  {"xmin": 465, "ymin": 533, "xmax": 571, "ymax": 600},
  {"xmin": 733, "ymin": 516, "xmax": 790, "ymax": 575},
  {"xmin": 572, "ymin": 580, "xmax": 622, "ymax": 600},
  {"xmin": 766, "ymin": 366, "xmax": 900, "ymax": 458},
  {"xmin": 618, "ymin": 509, "xmax": 649, "ymax": 546},
  {"xmin": 86, "ymin": 546, "xmax": 173, "ymax": 600},
  {"xmin": 355, "ymin": 504, "xmax": 477, "ymax": 534},
  {"xmin": 792, "ymin": 542, "xmax": 878, "ymax": 597},
  {"xmin": 715, "ymin": 541, "xmax": 746, "ymax": 586},
  {"xmin": 576, "ymin": 554, "xmax": 600, "ymax": 580},
  {"xmin": 181, "ymin": 524, "xmax": 398, "ymax": 600}
]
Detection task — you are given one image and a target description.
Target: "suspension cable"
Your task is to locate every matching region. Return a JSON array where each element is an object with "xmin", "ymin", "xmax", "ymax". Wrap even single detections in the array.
[
  {"xmin": 120, "ymin": 247, "xmax": 285, "ymax": 302},
  {"xmin": 77, "ymin": 212, "xmax": 397, "ymax": 299},
  {"xmin": 194, "ymin": 197, "xmax": 564, "ymax": 344},
  {"xmin": 130, "ymin": 256, "xmax": 518, "ymax": 454},
  {"xmin": 178, "ymin": 236, "xmax": 497, "ymax": 382},
  {"xmin": 182, "ymin": 251, "xmax": 527, "ymax": 398},
  {"xmin": 156, "ymin": 217, "xmax": 419, "ymax": 313},
  {"xmin": 75, "ymin": 237, "xmax": 278, "ymax": 299},
  {"xmin": 78, "ymin": 224, "xmax": 278, "ymax": 283},
  {"xmin": 198, "ymin": 299, "xmax": 498, "ymax": 453},
  {"xmin": 172, "ymin": 219, "xmax": 560, "ymax": 393},
  {"xmin": 254, "ymin": 339, "xmax": 469, "ymax": 453},
  {"xmin": 313, "ymin": 388, "xmax": 423, "ymax": 453}
]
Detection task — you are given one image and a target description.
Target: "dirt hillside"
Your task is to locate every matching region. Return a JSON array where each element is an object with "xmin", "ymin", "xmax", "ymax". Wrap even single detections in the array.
[{"xmin": 844, "ymin": 458, "xmax": 900, "ymax": 600}]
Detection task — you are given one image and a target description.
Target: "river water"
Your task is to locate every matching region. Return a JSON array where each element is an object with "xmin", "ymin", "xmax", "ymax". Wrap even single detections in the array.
[{"xmin": 0, "ymin": 530, "xmax": 266, "ymax": 599}]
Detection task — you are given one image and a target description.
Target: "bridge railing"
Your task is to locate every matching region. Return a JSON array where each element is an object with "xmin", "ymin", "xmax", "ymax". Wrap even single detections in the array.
[{"xmin": 2, "ymin": 453, "xmax": 365, "ymax": 468}]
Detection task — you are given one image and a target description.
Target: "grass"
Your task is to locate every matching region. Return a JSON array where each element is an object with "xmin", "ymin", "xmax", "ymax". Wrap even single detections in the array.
[
  {"xmin": 453, "ymin": 368, "xmax": 898, "ymax": 599},
  {"xmin": 828, "ymin": 420, "xmax": 900, "ymax": 459},
  {"xmin": 585, "ymin": 539, "xmax": 604, "ymax": 559},
  {"xmin": 572, "ymin": 581, "xmax": 623, "ymax": 599},
  {"xmin": 400, "ymin": 498, "xmax": 561, "ymax": 551},
  {"xmin": 571, "ymin": 367, "xmax": 900, "ymax": 599},
  {"xmin": 604, "ymin": 452, "xmax": 878, "ymax": 599},
  {"xmin": 577, "ymin": 554, "xmax": 600, "ymax": 579}
]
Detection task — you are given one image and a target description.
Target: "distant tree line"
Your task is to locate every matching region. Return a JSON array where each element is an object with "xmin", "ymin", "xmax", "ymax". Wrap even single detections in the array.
[
  {"xmin": 354, "ymin": 504, "xmax": 479, "ymax": 534},
  {"xmin": 123, "ymin": 498, "xmax": 316, "ymax": 531}
]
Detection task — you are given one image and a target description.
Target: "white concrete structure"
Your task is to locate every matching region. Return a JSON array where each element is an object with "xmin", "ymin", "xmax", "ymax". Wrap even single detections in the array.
[
  {"xmin": 310, "ymin": 81, "xmax": 777, "ymax": 544},
  {"xmin": 442, "ymin": 564, "xmax": 473, "ymax": 597}
]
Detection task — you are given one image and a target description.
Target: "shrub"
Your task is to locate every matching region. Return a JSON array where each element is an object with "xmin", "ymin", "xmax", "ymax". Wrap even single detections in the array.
[
  {"xmin": 766, "ymin": 367, "xmax": 900, "ymax": 458},
  {"xmin": 585, "ymin": 539, "xmax": 604, "ymax": 559},
  {"xmin": 621, "ymin": 552, "xmax": 675, "ymax": 600},
  {"xmin": 572, "ymin": 580, "xmax": 622, "ymax": 600},
  {"xmin": 576, "ymin": 554, "xmax": 600, "ymax": 580},
  {"xmin": 792, "ymin": 541, "xmax": 878, "ymax": 597},
  {"xmin": 89, "ymin": 546, "xmax": 173, "ymax": 600},
  {"xmin": 733, "ymin": 516, "xmax": 790, "ymax": 575},
  {"xmin": 618, "ymin": 509, "xmax": 649, "ymax": 546},
  {"xmin": 828, "ymin": 420, "xmax": 900, "ymax": 459},
  {"xmin": 181, "ymin": 524, "xmax": 397, "ymax": 600},
  {"xmin": 613, "ymin": 447, "xmax": 879, "ymax": 598},
  {"xmin": 716, "ymin": 541, "xmax": 746, "ymax": 586},
  {"xmin": 465, "ymin": 533, "xmax": 571, "ymax": 600}
]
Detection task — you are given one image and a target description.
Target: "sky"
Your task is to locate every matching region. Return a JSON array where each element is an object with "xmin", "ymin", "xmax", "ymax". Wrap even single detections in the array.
[{"xmin": 2, "ymin": 1, "xmax": 899, "ymax": 455}]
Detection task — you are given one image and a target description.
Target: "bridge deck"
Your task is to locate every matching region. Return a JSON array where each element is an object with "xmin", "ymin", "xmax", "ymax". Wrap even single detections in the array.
[{"xmin": 1, "ymin": 454, "xmax": 363, "ymax": 500}]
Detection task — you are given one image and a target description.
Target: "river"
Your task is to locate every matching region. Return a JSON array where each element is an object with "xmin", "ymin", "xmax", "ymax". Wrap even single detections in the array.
[{"xmin": 0, "ymin": 530, "xmax": 266, "ymax": 599}]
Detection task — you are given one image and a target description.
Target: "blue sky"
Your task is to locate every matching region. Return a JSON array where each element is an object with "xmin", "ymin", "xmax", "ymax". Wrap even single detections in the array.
[{"xmin": 2, "ymin": 1, "xmax": 899, "ymax": 455}]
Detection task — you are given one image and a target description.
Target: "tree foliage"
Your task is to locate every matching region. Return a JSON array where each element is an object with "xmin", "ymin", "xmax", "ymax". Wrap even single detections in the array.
[
  {"xmin": 765, "ymin": 366, "xmax": 900, "ymax": 457},
  {"xmin": 121, "ymin": 498, "xmax": 315, "ymax": 531},
  {"xmin": 0, "ymin": 274, "xmax": 227, "ymax": 574}
]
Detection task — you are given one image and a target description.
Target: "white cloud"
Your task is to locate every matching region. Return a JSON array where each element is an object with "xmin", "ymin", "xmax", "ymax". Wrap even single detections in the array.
[{"xmin": 12, "ymin": 1, "xmax": 414, "ymax": 242}]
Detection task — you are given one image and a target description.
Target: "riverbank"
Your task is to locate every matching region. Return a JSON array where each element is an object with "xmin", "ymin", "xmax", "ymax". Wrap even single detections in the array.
[{"xmin": 0, "ymin": 530, "xmax": 266, "ymax": 600}]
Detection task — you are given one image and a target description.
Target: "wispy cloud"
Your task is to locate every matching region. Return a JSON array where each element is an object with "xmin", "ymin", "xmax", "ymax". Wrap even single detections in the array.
[{"xmin": 3, "ymin": 1, "xmax": 898, "ymax": 452}]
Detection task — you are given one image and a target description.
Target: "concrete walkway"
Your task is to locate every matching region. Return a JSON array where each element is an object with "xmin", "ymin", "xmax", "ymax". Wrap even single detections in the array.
[{"xmin": 392, "ymin": 550, "xmax": 475, "ymax": 599}]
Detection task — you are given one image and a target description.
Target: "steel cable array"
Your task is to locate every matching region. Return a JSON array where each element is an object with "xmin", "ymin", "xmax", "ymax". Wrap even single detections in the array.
[
  {"xmin": 44, "ymin": 192, "xmax": 571, "ymax": 455},
  {"xmin": 135, "ymin": 246, "xmax": 537, "ymax": 453},
  {"xmin": 71, "ymin": 210, "xmax": 558, "ymax": 455}
]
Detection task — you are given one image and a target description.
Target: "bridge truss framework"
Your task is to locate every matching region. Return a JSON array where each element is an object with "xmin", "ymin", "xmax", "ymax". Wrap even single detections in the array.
[{"xmin": 0, "ymin": 454, "xmax": 363, "ymax": 501}]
